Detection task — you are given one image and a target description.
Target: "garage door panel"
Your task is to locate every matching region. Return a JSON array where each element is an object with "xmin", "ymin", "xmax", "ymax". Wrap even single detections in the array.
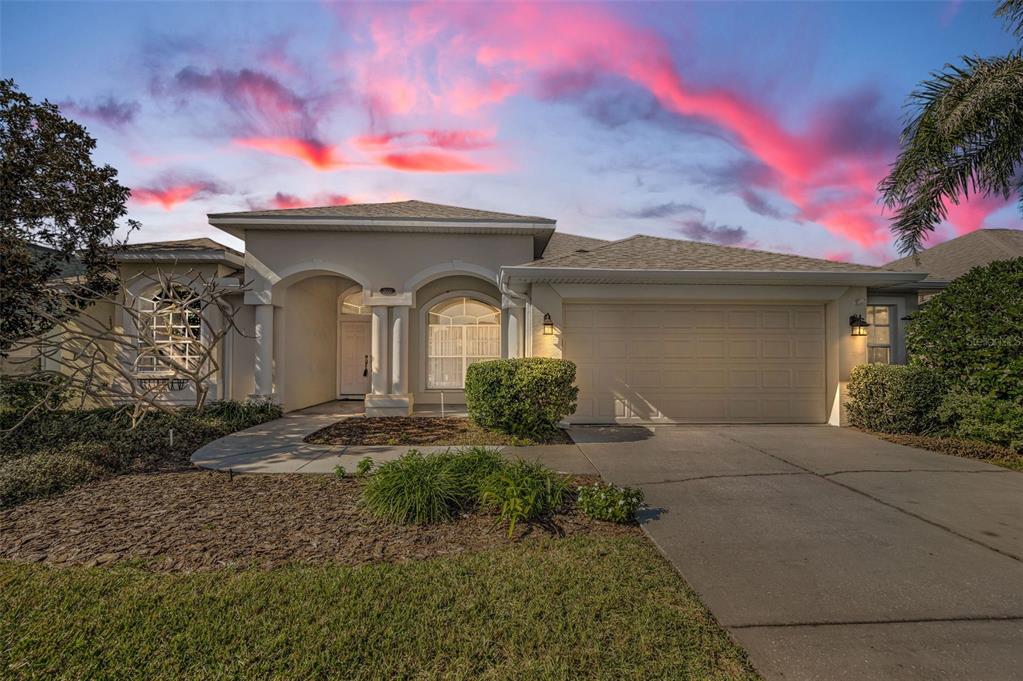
[{"xmin": 563, "ymin": 303, "xmax": 826, "ymax": 424}]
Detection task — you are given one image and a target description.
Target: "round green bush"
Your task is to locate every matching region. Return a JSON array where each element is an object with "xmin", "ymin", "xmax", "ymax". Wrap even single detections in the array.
[
  {"xmin": 846, "ymin": 364, "xmax": 947, "ymax": 434},
  {"xmin": 464, "ymin": 358, "xmax": 579, "ymax": 439},
  {"xmin": 907, "ymin": 257, "xmax": 1023, "ymax": 403}
]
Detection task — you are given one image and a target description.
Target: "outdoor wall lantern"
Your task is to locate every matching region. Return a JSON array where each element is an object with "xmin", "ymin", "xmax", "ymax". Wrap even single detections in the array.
[
  {"xmin": 849, "ymin": 314, "xmax": 870, "ymax": 337},
  {"xmin": 542, "ymin": 313, "xmax": 555, "ymax": 336}
]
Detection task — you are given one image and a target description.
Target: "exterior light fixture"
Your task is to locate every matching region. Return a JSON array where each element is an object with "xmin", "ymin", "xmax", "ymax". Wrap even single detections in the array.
[
  {"xmin": 849, "ymin": 314, "xmax": 870, "ymax": 337},
  {"xmin": 542, "ymin": 313, "xmax": 555, "ymax": 336},
  {"xmin": 379, "ymin": 287, "xmax": 396, "ymax": 295}
]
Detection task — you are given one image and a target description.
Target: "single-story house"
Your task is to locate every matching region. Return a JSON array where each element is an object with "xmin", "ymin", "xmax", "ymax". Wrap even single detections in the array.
[
  {"xmin": 883, "ymin": 228, "xmax": 1023, "ymax": 302},
  {"xmin": 28, "ymin": 200, "xmax": 935, "ymax": 425}
]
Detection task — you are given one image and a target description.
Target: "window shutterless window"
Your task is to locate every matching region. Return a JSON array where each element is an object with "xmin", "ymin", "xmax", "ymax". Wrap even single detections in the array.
[
  {"xmin": 866, "ymin": 304, "xmax": 893, "ymax": 364},
  {"xmin": 426, "ymin": 297, "xmax": 500, "ymax": 389}
]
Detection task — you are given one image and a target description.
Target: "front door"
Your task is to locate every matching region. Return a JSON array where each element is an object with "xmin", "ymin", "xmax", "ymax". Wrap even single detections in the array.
[{"xmin": 338, "ymin": 320, "xmax": 371, "ymax": 396}]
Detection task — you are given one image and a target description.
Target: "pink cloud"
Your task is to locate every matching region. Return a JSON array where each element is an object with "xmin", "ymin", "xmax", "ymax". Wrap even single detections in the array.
[
  {"xmin": 263, "ymin": 192, "xmax": 354, "ymax": 209},
  {"xmin": 378, "ymin": 150, "xmax": 491, "ymax": 172},
  {"xmin": 338, "ymin": 2, "xmax": 1004, "ymax": 247},
  {"xmin": 235, "ymin": 137, "xmax": 346, "ymax": 170}
]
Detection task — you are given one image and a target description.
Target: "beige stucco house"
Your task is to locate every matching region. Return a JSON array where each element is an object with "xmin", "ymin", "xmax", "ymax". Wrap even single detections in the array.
[{"xmin": 28, "ymin": 200, "xmax": 931, "ymax": 425}]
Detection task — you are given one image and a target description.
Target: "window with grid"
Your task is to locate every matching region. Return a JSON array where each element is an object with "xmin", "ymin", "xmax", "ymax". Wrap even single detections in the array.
[
  {"xmin": 426, "ymin": 297, "xmax": 501, "ymax": 389},
  {"xmin": 136, "ymin": 285, "xmax": 203, "ymax": 374},
  {"xmin": 866, "ymin": 304, "xmax": 893, "ymax": 364}
]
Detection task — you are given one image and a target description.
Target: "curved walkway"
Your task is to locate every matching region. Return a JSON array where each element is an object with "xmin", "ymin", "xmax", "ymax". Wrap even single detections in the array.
[{"xmin": 190, "ymin": 401, "xmax": 598, "ymax": 475}]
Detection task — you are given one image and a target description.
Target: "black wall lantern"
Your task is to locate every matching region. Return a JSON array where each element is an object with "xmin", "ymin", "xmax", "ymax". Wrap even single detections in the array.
[
  {"xmin": 542, "ymin": 313, "xmax": 555, "ymax": 336},
  {"xmin": 849, "ymin": 314, "xmax": 870, "ymax": 336}
]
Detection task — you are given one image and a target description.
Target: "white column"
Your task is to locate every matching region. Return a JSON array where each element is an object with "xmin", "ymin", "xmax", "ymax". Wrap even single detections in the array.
[
  {"xmin": 253, "ymin": 303, "xmax": 274, "ymax": 398},
  {"xmin": 506, "ymin": 306, "xmax": 524, "ymax": 358},
  {"xmin": 390, "ymin": 306, "xmax": 409, "ymax": 395},
  {"xmin": 370, "ymin": 305, "xmax": 389, "ymax": 395}
]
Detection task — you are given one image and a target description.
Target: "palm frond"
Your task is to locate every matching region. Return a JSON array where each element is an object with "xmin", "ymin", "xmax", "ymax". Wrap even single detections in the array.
[
  {"xmin": 996, "ymin": 0, "xmax": 1023, "ymax": 40},
  {"xmin": 879, "ymin": 52, "xmax": 1023, "ymax": 254}
]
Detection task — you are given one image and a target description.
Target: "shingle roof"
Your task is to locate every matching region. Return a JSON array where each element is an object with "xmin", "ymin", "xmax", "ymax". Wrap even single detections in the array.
[
  {"xmin": 209, "ymin": 199, "xmax": 555, "ymax": 224},
  {"xmin": 884, "ymin": 229, "xmax": 1023, "ymax": 282},
  {"xmin": 119, "ymin": 238, "xmax": 242, "ymax": 257},
  {"xmin": 523, "ymin": 234, "xmax": 883, "ymax": 272},
  {"xmin": 538, "ymin": 232, "xmax": 608, "ymax": 260}
]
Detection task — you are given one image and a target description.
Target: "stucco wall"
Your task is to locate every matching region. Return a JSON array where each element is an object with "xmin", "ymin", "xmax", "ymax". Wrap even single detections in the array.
[
  {"xmin": 279, "ymin": 275, "xmax": 346, "ymax": 411},
  {"xmin": 245, "ymin": 231, "xmax": 532, "ymax": 303}
]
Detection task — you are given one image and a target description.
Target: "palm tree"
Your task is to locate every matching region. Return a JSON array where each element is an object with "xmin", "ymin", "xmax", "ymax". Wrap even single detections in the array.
[{"xmin": 879, "ymin": 0, "xmax": 1023, "ymax": 255}]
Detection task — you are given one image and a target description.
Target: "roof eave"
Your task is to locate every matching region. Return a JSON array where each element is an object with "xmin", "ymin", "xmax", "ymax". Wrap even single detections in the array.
[
  {"xmin": 501, "ymin": 266, "xmax": 930, "ymax": 287},
  {"xmin": 114, "ymin": 250, "xmax": 244, "ymax": 268}
]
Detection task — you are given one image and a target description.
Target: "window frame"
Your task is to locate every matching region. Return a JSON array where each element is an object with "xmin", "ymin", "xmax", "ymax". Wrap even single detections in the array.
[
  {"xmin": 865, "ymin": 303, "xmax": 894, "ymax": 365},
  {"xmin": 421, "ymin": 292, "xmax": 502, "ymax": 391},
  {"xmin": 135, "ymin": 283, "xmax": 205, "ymax": 376}
]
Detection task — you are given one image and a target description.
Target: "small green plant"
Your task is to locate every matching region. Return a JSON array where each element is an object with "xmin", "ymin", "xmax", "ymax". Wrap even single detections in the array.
[
  {"xmin": 576, "ymin": 482, "xmax": 644, "ymax": 523},
  {"xmin": 355, "ymin": 457, "xmax": 375, "ymax": 476},
  {"xmin": 333, "ymin": 465, "xmax": 347, "ymax": 478},
  {"xmin": 436, "ymin": 446, "xmax": 505, "ymax": 502},
  {"xmin": 479, "ymin": 460, "xmax": 567, "ymax": 538},
  {"xmin": 362, "ymin": 449, "xmax": 461, "ymax": 524}
]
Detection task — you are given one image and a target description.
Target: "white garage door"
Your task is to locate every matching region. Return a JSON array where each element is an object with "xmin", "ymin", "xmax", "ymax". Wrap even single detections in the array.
[{"xmin": 563, "ymin": 303, "xmax": 827, "ymax": 423}]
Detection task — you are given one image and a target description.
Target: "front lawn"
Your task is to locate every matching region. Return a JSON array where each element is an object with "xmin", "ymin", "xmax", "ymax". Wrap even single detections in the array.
[
  {"xmin": 0, "ymin": 535, "xmax": 757, "ymax": 680},
  {"xmin": 305, "ymin": 415, "xmax": 574, "ymax": 446}
]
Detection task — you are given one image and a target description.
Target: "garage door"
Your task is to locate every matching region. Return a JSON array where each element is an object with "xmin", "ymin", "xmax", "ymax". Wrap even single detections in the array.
[{"xmin": 563, "ymin": 303, "xmax": 826, "ymax": 423}]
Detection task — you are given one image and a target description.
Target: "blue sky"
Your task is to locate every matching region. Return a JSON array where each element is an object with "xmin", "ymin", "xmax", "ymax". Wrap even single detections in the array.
[{"xmin": 2, "ymin": 0, "xmax": 1018, "ymax": 262}]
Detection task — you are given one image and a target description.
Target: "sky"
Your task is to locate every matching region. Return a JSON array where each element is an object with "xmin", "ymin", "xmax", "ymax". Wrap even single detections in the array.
[{"xmin": 2, "ymin": 0, "xmax": 1020, "ymax": 263}]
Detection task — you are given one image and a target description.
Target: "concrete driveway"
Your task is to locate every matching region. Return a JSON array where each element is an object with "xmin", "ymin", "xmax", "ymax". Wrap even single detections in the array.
[{"xmin": 570, "ymin": 425, "xmax": 1023, "ymax": 681}]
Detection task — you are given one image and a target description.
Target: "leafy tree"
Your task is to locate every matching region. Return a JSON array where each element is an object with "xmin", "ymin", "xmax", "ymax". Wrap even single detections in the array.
[
  {"xmin": 879, "ymin": 1, "xmax": 1023, "ymax": 254},
  {"xmin": 907, "ymin": 258, "xmax": 1023, "ymax": 403},
  {"xmin": 0, "ymin": 78, "xmax": 137, "ymax": 353}
]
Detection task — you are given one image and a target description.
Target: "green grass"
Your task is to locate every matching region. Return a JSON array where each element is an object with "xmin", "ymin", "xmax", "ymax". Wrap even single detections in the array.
[{"xmin": 0, "ymin": 535, "xmax": 758, "ymax": 680}]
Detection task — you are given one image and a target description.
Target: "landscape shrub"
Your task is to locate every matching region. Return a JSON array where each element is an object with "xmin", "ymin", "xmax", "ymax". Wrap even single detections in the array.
[
  {"xmin": 0, "ymin": 373, "xmax": 71, "ymax": 415},
  {"xmin": 907, "ymin": 258, "xmax": 1023, "ymax": 403},
  {"xmin": 362, "ymin": 450, "xmax": 462, "ymax": 524},
  {"xmin": 0, "ymin": 400, "xmax": 282, "ymax": 506},
  {"xmin": 464, "ymin": 358, "xmax": 578, "ymax": 439},
  {"xmin": 333, "ymin": 465, "xmax": 347, "ymax": 478},
  {"xmin": 355, "ymin": 457, "xmax": 374, "ymax": 476},
  {"xmin": 937, "ymin": 391, "xmax": 1023, "ymax": 452},
  {"xmin": 576, "ymin": 483, "xmax": 644, "ymax": 523},
  {"xmin": 0, "ymin": 451, "xmax": 104, "ymax": 509},
  {"xmin": 435, "ymin": 446, "xmax": 505, "ymax": 501},
  {"xmin": 479, "ymin": 460, "xmax": 567, "ymax": 537},
  {"xmin": 845, "ymin": 364, "xmax": 947, "ymax": 434}
]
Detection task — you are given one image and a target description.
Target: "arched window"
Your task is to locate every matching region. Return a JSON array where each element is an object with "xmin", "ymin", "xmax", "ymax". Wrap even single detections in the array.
[
  {"xmin": 341, "ymin": 289, "xmax": 370, "ymax": 316},
  {"xmin": 136, "ymin": 285, "xmax": 202, "ymax": 374},
  {"xmin": 427, "ymin": 296, "xmax": 501, "ymax": 389}
]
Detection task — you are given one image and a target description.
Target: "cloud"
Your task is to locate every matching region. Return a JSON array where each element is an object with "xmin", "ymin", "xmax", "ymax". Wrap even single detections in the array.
[
  {"xmin": 354, "ymin": 128, "xmax": 495, "ymax": 151},
  {"xmin": 234, "ymin": 137, "xmax": 346, "ymax": 170},
  {"xmin": 252, "ymin": 192, "xmax": 354, "ymax": 210},
  {"xmin": 621, "ymin": 201, "xmax": 702, "ymax": 219},
  {"xmin": 129, "ymin": 172, "xmax": 229, "ymax": 210},
  {"xmin": 378, "ymin": 151, "xmax": 491, "ymax": 172},
  {"xmin": 677, "ymin": 218, "xmax": 749, "ymax": 246},
  {"xmin": 60, "ymin": 97, "xmax": 140, "ymax": 129}
]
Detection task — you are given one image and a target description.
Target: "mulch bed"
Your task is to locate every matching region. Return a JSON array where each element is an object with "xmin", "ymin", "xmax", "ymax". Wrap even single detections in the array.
[
  {"xmin": 0, "ymin": 471, "xmax": 636, "ymax": 573},
  {"xmin": 304, "ymin": 416, "xmax": 574, "ymax": 446},
  {"xmin": 868, "ymin": 431, "xmax": 1023, "ymax": 472}
]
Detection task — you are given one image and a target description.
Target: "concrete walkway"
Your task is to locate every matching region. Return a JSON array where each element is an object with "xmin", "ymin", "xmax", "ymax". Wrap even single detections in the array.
[
  {"xmin": 193, "ymin": 408, "xmax": 1023, "ymax": 679},
  {"xmin": 577, "ymin": 425, "xmax": 1023, "ymax": 681},
  {"xmin": 191, "ymin": 401, "xmax": 599, "ymax": 475}
]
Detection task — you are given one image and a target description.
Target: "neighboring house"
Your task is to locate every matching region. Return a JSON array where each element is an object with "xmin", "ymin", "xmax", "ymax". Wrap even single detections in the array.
[
  {"xmin": 884, "ymin": 228, "xmax": 1023, "ymax": 302},
  {"xmin": 14, "ymin": 200, "xmax": 932, "ymax": 425}
]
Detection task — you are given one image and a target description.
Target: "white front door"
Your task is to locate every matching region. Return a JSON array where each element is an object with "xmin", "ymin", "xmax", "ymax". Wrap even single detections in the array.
[{"xmin": 338, "ymin": 320, "xmax": 371, "ymax": 396}]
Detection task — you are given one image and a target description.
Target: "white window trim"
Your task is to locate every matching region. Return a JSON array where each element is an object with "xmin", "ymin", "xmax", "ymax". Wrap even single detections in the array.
[
  {"xmin": 417, "ymin": 289, "xmax": 502, "ymax": 394},
  {"xmin": 865, "ymin": 296, "xmax": 908, "ymax": 364},
  {"xmin": 134, "ymin": 283, "xmax": 206, "ymax": 377}
]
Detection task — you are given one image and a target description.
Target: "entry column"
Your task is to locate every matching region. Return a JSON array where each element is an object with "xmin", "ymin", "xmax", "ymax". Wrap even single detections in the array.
[
  {"xmin": 369, "ymin": 305, "xmax": 389, "ymax": 395},
  {"xmin": 253, "ymin": 303, "xmax": 274, "ymax": 399}
]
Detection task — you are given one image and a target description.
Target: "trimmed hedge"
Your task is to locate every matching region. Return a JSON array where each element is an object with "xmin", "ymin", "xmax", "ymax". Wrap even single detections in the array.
[
  {"xmin": 465, "ymin": 358, "xmax": 578, "ymax": 439},
  {"xmin": 907, "ymin": 257, "xmax": 1023, "ymax": 403},
  {"xmin": 846, "ymin": 364, "xmax": 947, "ymax": 434},
  {"xmin": 937, "ymin": 391, "xmax": 1023, "ymax": 453}
]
